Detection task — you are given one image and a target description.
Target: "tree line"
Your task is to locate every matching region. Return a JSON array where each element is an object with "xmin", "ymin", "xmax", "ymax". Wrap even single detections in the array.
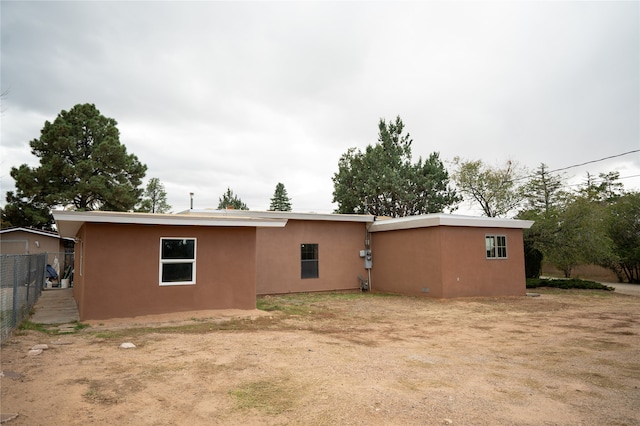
[
  {"xmin": 0, "ymin": 104, "xmax": 294, "ymax": 229},
  {"xmin": 2, "ymin": 104, "xmax": 637, "ymax": 282}
]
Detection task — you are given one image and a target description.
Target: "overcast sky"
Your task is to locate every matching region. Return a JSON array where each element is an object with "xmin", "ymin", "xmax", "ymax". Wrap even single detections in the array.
[{"xmin": 1, "ymin": 1, "xmax": 638, "ymax": 215}]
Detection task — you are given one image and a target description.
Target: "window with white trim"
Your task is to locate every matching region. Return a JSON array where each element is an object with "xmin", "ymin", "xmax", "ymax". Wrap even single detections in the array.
[
  {"xmin": 301, "ymin": 243, "xmax": 319, "ymax": 279},
  {"xmin": 160, "ymin": 238, "xmax": 196, "ymax": 285},
  {"xmin": 486, "ymin": 235, "xmax": 507, "ymax": 259}
]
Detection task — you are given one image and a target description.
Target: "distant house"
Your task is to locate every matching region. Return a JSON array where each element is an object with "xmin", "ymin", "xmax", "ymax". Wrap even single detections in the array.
[
  {"xmin": 0, "ymin": 227, "xmax": 73, "ymax": 255},
  {"xmin": 52, "ymin": 209, "xmax": 533, "ymax": 321},
  {"xmin": 0, "ymin": 227, "xmax": 75, "ymax": 285}
]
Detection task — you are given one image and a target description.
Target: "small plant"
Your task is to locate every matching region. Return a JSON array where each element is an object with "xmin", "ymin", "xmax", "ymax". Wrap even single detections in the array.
[
  {"xmin": 18, "ymin": 321, "xmax": 55, "ymax": 334},
  {"xmin": 230, "ymin": 376, "xmax": 299, "ymax": 415},
  {"xmin": 18, "ymin": 320, "xmax": 89, "ymax": 335}
]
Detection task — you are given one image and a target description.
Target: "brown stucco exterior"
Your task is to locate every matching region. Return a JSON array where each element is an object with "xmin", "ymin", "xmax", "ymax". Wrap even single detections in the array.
[
  {"xmin": 54, "ymin": 210, "xmax": 532, "ymax": 320},
  {"xmin": 370, "ymin": 226, "xmax": 527, "ymax": 298},
  {"xmin": 73, "ymin": 223, "xmax": 257, "ymax": 320},
  {"xmin": 256, "ymin": 219, "xmax": 369, "ymax": 294}
]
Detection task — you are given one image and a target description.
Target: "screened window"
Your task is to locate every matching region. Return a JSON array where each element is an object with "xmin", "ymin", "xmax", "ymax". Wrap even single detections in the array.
[
  {"xmin": 160, "ymin": 238, "xmax": 196, "ymax": 285},
  {"xmin": 301, "ymin": 243, "xmax": 319, "ymax": 279},
  {"xmin": 486, "ymin": 235, "xmax": 507, "ymax": 259}
]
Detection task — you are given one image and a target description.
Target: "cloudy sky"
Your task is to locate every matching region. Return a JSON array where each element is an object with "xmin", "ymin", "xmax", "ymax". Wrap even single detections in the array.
[{"xmin": 1, "ymin": 1, "xmax": 638, "ymax": 215}]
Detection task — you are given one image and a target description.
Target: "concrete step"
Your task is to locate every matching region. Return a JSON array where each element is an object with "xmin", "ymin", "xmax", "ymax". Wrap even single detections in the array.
[{"xmin": 30, "ymin": 288, "xmax": 80, "ymax": 324}]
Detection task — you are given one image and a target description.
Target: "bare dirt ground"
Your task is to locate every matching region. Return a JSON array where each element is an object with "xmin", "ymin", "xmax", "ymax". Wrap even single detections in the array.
[{"xmin": 1, "ymin": 289, "xmax": 639, "ymax": 425}]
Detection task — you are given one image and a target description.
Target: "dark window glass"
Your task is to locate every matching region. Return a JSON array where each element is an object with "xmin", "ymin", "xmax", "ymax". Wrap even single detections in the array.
[
  {"xmin": 301, "ymin": 243, "xmax": 319, "ymax": 279},
  {"xmin": 162, "ymin": 239, "xmax": 195, "ymax": 260},
  {"xmin": 496, "ymin": 236, "xmax": 507, "ymax": 258},
  {"xmin": 486, "ymin": 235, "xmax": 507, "ymax": 259},
  {"xmin": 162, "ymin": 263, "xmax": 193, "ymax": 282}
]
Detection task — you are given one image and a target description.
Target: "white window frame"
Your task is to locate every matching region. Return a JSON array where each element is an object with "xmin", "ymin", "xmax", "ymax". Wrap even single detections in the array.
[
  {"xmin": 159, "ymin": 237, "xmax": 197, "ymax": 286},
  {"xmin": 485, "ymin": 235, "xmax": 507, "ymax": 259},
  {"xmin": 300, "ymin": 243, "xmax": 319, "ymax": 279}
]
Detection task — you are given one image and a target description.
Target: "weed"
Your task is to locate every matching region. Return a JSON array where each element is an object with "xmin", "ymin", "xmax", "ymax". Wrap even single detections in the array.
[
  {"xmin": 18, "ymin": 321, "xmax": 55, "ymax": 334},
  {"xmin": 229, "ymin": 375, "xmax": 301, "ymax": 415}
]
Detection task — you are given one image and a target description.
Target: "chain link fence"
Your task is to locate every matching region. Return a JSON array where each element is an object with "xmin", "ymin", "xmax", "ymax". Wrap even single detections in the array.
[{"xmin": 1, "ymin": 253, "xmax": 47, "ymax": 343}]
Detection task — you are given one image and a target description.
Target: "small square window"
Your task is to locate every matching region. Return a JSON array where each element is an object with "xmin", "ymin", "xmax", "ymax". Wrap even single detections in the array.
[
  {"xmin": 160, "ymin": 238, "xmax": 196, "ymax": 285},
  {"xmin": 486, "ymin": 235, "xmax": 507, "ymax": 259},
  {"xmin": 301, "ymin": 243, "xmax": 319, "ymax": 279}
]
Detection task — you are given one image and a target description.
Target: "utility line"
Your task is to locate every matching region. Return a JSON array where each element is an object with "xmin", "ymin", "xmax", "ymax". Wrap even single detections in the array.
[
  {"xmin": 547, "ymin": 149, "xmax": 639, "ymax": 174},
  {"xmin": 512, "ymin": 149, "xmax": 640, "ymax": 183}
]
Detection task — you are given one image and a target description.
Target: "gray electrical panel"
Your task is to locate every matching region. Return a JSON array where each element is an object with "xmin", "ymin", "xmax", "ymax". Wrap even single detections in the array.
[{"xmin": 364, "ymin": 249, "xmax": 372, "ymax": 269}]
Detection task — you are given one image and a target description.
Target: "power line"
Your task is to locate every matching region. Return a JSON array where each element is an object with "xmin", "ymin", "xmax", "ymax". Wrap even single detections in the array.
[
  {"xmin": 547, "ymin": 149, "xmax": 639, "ymax": 174},
  {"xmin": 512, "ymin": 149, "xmax": 640, "ymax": 183}
]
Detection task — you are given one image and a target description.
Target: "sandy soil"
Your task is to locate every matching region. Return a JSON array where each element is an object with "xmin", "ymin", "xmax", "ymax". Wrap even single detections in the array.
[{"xmin": 1, "ymin": 290, "xmax": 639, "ymax": 425}]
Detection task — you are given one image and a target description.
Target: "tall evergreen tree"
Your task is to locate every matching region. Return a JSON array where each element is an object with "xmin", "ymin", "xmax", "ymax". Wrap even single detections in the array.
[
  {"xmin": 1, "ymin": 192, "xmax": 54, "ymax": 230},
  {"xmin": 7, "ymin": 103, "xmax": 147, "ymax": 223},
  {"xmin": 332, "ymin": 116, "xmax": 460, "ymax": 217},
  {"xmin": 217, "ymin": 187, "xmax": 248, "ymax": 210},
  {"xmin": 268, "ymin": 183, "xmax": 292, "ymax": 211}
]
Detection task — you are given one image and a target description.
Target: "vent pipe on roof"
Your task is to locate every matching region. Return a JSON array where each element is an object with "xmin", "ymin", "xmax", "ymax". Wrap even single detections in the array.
[{"xmin": 189, "ymin": 192, "xmax": 194, "ymax": 210}]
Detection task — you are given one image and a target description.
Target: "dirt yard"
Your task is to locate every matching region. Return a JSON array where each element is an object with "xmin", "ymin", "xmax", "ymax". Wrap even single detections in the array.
[{"xmin": 1, "ymin": 289, "xmax": 639, "ymax": 425}]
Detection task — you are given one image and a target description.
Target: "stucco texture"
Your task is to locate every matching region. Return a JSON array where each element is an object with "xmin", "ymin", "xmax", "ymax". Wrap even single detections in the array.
[
  {"xmin": 370, "ymin": 226, "xmax": 526, "ymax": 298},
  {"xmin": 74, "ymin": 223, "xmax": 257, "ymax": 320},
  {"xmin": 256, "ymin": 220, "xmax": 368, "ymax": 295}
]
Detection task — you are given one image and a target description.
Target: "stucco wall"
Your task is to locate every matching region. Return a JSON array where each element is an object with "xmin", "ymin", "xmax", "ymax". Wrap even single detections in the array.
[
  {"xmin": 370, "ymin": 226, "xmax": 526, "ymax": 298},
  {"xmin": 439, "ymin": 227, "xmax": 526, "ymax": 297},
  {"xmin": 370, "ymin": 227, "xmax": 444, "ymax": 297},
  {"xmin": 76, "ymin": 223, "xmax": 257, "ymax": 320},
  {"xmin": 256, "ymin": 220, "xmax": 368, "ymax": 294}
]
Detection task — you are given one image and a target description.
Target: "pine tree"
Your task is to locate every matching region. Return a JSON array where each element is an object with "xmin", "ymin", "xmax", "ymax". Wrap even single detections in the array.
[
  {"xmin": 137, "ymin": 178, "xmax": 172, "ymax": 213},
  {"xmin": 332, "ymin": 116, "xmax": 460, "ymax": 217},
  {"xmin": 217, "ymin": 187, "xmax": 248, "ymax": 210},
  {"xmin": 268, "ymin": 183, "xmax": 292, "ymax": 211},
  {"xmin": 8, "ymin": 103, "xmax": 147, "ymax": 219}
]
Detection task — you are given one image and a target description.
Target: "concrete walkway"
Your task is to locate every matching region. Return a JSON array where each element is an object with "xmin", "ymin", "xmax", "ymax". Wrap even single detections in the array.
[
  {"xmin": 606, "ymin": 283, "xmax": 640, "ymax": 297},
  {"xmin": 30, "ymin": 288, "xmax": 80, "ymax": 324}
]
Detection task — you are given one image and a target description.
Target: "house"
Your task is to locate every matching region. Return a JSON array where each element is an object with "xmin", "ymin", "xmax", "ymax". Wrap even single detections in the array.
[
  {"xmin": 53, "ymin": 210, "xmax": 286, "ymax": 320},
  {"xmin": 0, "ymin": 227, "xmax": 74, "ymax": 255},
  {"xmin": 367, "ymin": 215, "xmax": 532, "ymax": 298},
  {"xmin": 0, "ymin": 227, "xmax": 75, "ymax": 285},
  {"xmin": 52, "ymin": 209, "xmax": 533, "ymax": 321}
]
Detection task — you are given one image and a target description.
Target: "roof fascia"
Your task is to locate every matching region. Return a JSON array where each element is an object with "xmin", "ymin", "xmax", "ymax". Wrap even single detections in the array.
[
  {"xmin": 183, "ymin": 209, "xmax": 376, "ymax": 223},
  {"xmin": 52, "ymin": 210, "xmax": 288, "ymax": 238},
  {"xmin": 368, "ymin": 214, "xmax": 534, "ymax": 232}
]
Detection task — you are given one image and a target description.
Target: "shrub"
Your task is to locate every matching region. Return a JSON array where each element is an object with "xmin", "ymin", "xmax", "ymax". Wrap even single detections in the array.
[{"xmin": 526, "ymin": 278, "xmax": 614, "ymax": 291}]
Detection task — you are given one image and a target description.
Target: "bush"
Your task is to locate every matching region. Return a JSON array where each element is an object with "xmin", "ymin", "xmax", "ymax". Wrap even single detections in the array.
[{"xmin": 526, "ymin": 278, "xmax": 614, "ymax": 291}]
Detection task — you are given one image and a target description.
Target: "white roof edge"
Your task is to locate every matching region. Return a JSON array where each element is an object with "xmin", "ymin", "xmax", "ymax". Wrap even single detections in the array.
[
  {"xmin": 181, "ymin": 209, "xmax": 376, "ymax": 223},
  {"xmin": 0, "ymin": 226, "xmax": 74, "ymax": 241},
  {"xmin": 368, "ymin": 213, "xmax": 534, "ymax": 232},
  {"xmin": 52, "ymin": 210, "xmax": 288, "ymax": 238}
]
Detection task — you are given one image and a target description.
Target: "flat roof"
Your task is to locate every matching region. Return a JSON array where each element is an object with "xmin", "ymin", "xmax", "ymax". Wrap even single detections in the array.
[
  {"xmin": 369, "ymin": 213, "xmax": 534, "ymax": 232},
  {"xmin": 52, "ymin": 210, "xmax": 288, "ymax": 238},
  {"xmin": 181, "ymin": 209, "xmax": 376, "ymax": 223}
]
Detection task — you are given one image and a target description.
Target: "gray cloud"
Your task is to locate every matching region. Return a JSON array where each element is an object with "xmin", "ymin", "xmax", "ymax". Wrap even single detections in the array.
[{"xmin": 1, "ymin": 1, "xmax": 638, "ymax": 213}]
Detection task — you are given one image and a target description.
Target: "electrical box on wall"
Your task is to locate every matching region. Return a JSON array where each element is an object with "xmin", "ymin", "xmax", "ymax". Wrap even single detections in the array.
[
  {"xmin": 364, "ymin": 249, "xmax": 372, "ymax": 269},
  {"xmin": 359, "ymin": 250, "xmax": 366, "ymax": 258}
]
